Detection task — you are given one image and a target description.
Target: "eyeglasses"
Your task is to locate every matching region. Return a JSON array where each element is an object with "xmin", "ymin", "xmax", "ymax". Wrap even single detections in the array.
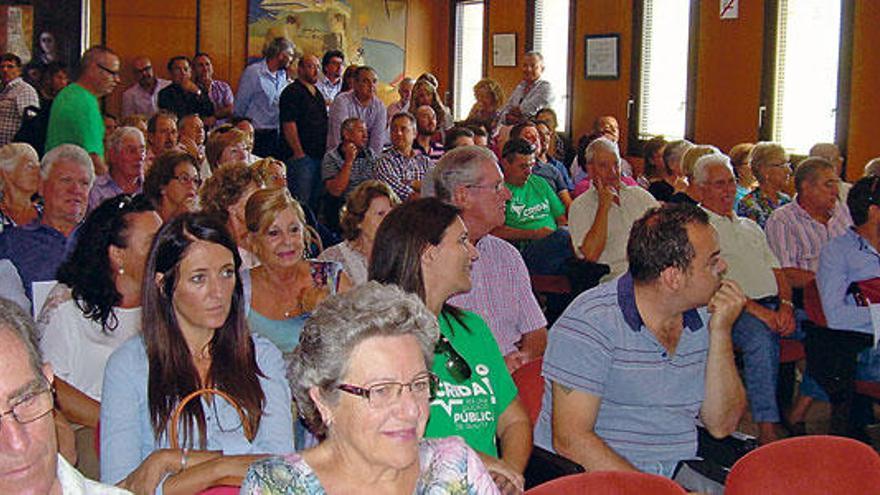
[
  {"xmin": 435, "ymin": 334, "xmax": 472, "ymax": 383},
  {"xmin": 174, "ymin": 174, "xmax": 202, "ymax": 187},
  {"xmin": 767, "ymin": 161, "xmax": 792, "ymax": 171},
  {"xmin": 337, "ymin": 372, "xmax": 439, "ymax": 408},
  {"xmin": 0, "ymin": 383, "xmax": 54, "ymax": 431},
  {"xmin": 466, "ymin": 182, "xmax": 506, "ymax": 194}
]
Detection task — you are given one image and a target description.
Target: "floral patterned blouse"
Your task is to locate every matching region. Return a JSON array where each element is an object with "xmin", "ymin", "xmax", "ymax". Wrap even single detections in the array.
[
  {"xmin": 736, "ymin": 187, "xmax": 791, "ymax": 228},
  {"xmin": 240, "ymin": 436, "xmax": 500, "ymax": 495}
]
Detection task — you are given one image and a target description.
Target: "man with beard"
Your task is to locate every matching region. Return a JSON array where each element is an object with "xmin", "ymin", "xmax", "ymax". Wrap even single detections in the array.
[
  {"xmin": 144, "ymin": 111, "xmax": 178, "ymax": 171},
  {"xmin": 121, "ymin": 55, "xmax": 169, "ymax": 118},
  {"xmin": 413, "ymin": 105, "xmax": 444, "ymax": 161},
  {"xmin": 316, "ymin": 49, "xmax": 344, "ymax": 106}
]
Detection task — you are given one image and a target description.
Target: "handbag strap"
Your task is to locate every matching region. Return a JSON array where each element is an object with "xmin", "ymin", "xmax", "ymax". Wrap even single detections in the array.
[{"xmin": 168, "ymin": 388, "xmax": 255, "ymax": 449}]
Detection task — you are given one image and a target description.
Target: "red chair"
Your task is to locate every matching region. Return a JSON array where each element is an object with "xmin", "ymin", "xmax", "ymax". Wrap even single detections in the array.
[
  {"xmin": 725, "ymin": 435, "xmax": 880, "ymax": 494},
  {"xmin": 512, "ymin": 357, "xmax": 544, "ymax": 426},
  {"xmin": 199, "ymin": 488, "xmax": 240, "ymax": 495},
  {"xmin": 524, "ymin": 470, "xmax": 687, "ymax": 494},
  {"xmin": 530, "ymin": 274, "xmax": 571, "ymax": 295}
]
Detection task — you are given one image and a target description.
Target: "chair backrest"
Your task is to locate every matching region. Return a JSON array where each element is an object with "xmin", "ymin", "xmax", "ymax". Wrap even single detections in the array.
[
  {"xmin": 524, "ymin": 471, "xmax": 687, "ymax": 494},
  {"xmin": 725, "ymin": 435, "xmax": 880, "ymax": 494},
  {"xmin": 803, "ymin": 278, "xmax": 828, "ymax": 326},
  {"xmin": 512, "ymin": 357, "xmax": 544, "ymax": 425}
]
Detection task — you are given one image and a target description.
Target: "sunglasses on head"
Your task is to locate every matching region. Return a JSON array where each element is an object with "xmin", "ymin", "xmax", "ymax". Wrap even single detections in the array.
[{"xmin": 435, "ymin": 334, "xmax": 471, "ymax": 383}]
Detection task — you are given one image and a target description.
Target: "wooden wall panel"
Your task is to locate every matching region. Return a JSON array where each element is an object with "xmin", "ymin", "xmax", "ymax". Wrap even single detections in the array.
[
  {"xmin": 845, "ymin": 0, "xmax": 880, "ymax": 181},
  {"xmin": 484, "ymin": 0, "xmax": 527, "ymax": 99}
]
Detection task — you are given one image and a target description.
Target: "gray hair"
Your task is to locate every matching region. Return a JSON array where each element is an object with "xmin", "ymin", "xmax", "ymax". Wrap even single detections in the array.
[
  {"xmin": 693, "ymin": 153, "xmax": 734, "ymax": 185},
  {"xmin": 663, "ymin": 139, "xmax": 693, "ymax": 170},
  {"xmin": 864, "ymin": 157, "xmax": 880, "ymax": 178},
  {"xmin": 809, "ymin": 142, "xmax": 840, "ymax": 161},
  {"xmin": 0, "ymin": 143, "xmax": 39, "ymax": 174},
  {"xmin": 288, "ymin": 282, "xmax": 439, "ymax": 437},
  {"xmin": 524, "ymin": 51, "xmax": 544, "ymax": 63},
  {"xmin": 429, "ymin": 145, "xmax": 497, "ymax": 202},
  {"xmin": 583, "ymin": 137, "xmax": 620, "ymax": 166},
  {"xmin": 749, "ymin": 141, "xmax": 788, "ymax": 182},
  {"xmin": 681, "ymin": 144, "xmax": 720, "ymax": 179},
  {"xmin": 794, "ymin": 157, "xmax": 835, "ymax": 194},
  {"xmin": 0, "ymin": 298, "xmax": 43, "ymax": 380},
  {"xmin": 41, "ymin": 144, "xmax": 95, "ymax": 184},
  {"xmin": 106, "ymin": 126, "xmax": 144, "ymax": 154},
  {"xmin": 262, "ymin": 37, "xmax": 295, "ymax": 60}
]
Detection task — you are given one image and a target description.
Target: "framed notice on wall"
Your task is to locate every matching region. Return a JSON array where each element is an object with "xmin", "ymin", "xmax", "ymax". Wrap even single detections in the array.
[
  {"xmin": 492, "ymin": 33, "xmax": 516, "ymax": 67},
  {"xmin": 585, "ymin": 34, "xmax": 619, "ymax": 79}
]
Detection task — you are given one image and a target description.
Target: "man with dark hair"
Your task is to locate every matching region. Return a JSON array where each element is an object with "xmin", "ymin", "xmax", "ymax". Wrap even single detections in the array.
[
  {"xmin": 317, "ymin": 49, "xmax": 345, "ymax": 106},
  {"xmin": 443, "ymin": 126, "xmax": 474, "ymax": 151},
  {"xmin": 121, "ymin": 56, "xmax": 169, "ymax": 118},
  {"xmin": 327, "ymin": 65, "xmax": 386, "ymax": 155},
  {"xmin": 144, "ymin": 111, "xmax": 178, "ymax": 169},
  {"xmin": 192, "ymin": 52, "xmax": 234, "ymax": 125},
  {"xmin": 534, "ymin": 203, "xmax": 746, "ymax": 482},
  {"xmin": 157, "ymin": 55, "xmax": 214, "ymax": 122},
  {"xmin": 374, "ymin": 112, "xmax": 432, "ymax": 201},
  {"xmin": 413, "ymin": 105, "xmax": 444, "ymax": 160},
  {"xmin": 0, "ymin": 53, "xmax": 39, "ymax": 145}
]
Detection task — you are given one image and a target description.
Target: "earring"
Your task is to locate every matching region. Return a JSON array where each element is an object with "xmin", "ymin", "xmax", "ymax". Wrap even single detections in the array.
[{"xmin": 118, "ymin": 265, "xmax": 125, "ymax": 275}]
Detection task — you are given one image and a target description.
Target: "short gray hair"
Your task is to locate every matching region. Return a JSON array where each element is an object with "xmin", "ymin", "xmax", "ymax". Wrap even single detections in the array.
[
  {"xmin": 289, "ymin": 282, "xmax": 439, "ymax": 436},
  {"xmin": 0, "ymin": 143, "xmax": 39, "ymax": 173},
  {"xmin": 41, "ymin": 144, "xmax": 95, "ymax": 184},
  {"xmin": 429, "ymin": 145, "xmax": 497, "ymax": 202},
  {"xmin": 693, "ymin": 153, "xmax": 734, "ymax": 185},
  {"xmin": 583, "ymin": 137, "xmax": 620, "ymax": 166},
  {"xmin": 749, "ymin": 141, "xmax": 788, "ymax": 182},
  {"xmin": 663, "ymin": 139, "xmax": 693, "ymax": 169},
  {"xmin": 0, "ymin": 298, "xmax": 43, "ymax": 380},
  {"xmin": 524, "ymin": 51, "xmax": 544, "ymax": 63},
  {"xmin": 794, "ymin": 157, "xmax": 835, "ymax": 194},
  {"xmin": 864, "ymin": 157, "xmax": 880, "ymax": 178},
  {"xmin": 106, "ymin": 126, "xmax": 144, "ymax": 155},
  {"xmin": 262, "ymin": 37, "xmax": 295, "ymax": 60}
]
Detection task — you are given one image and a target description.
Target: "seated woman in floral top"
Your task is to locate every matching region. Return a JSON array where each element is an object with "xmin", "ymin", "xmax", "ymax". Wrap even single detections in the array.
[
  {"xmin": 736, "ymin": 141, "xmax": 792, "ymax": 228},
  {"xmin": 241, "ymin": 282, "xmax": 499, "ymax": 494}
]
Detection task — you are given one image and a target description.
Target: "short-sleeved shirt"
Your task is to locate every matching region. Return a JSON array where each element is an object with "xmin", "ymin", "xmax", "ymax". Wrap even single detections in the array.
[
  {"xmin": 157, "ymin": 83, "xmax": 215, "ymax": 118},
  {"xmin": 326, "ymin": 91, "xmax": 387, "ymax": 155},
  {"xmin": 504, "ymin": 174, "xmax": 565, "ymax": 232},
  {"xmin": 736, "ymin": 188, "xmax": 791, "ymax": 228},
  {"xmin": 0, "ymin": 77, "xmax": 39, "ymax": 145},
  {"xmin": 765, "ymin": 199, "xmax": 852, "ymax": 272},
  {"xmin": 568, "ymin": 184, "xmax": 658, "ymax": 281},
  {"xmin": 279, "ymin": 79, "xmax": 328, "ymax": 160},
  {"xmin": 46, "ymin": 83, "xmax": 104, "ymax": 156},
  {"xmin": 320, "ymin": 146, "xmax": 377, "ymax": 197},
  {"xmin": 88, "ymin": 174, "xmax": 142, "ymax": 213},
  {"xmin": 534, "ymin": 273, "xmax": 710, "ymax": 465},
  {"xmin": 532, "ymin": 160, "xmax": 568, "ymax": 193},
  {"xmin": 374, "ymin": 148, "xmax": 434, "ymax": 201},
  {"xmin": 0, "ymin": 220, "xmax": 70, "ymax": 302},
  {"xmin": 818, "ymin": 229, "xmax": 879, "ymax": 334},
  {"xmin": 121, "ymin": 79, "xmax": 170, "ymax": 118},
  {"xmin": 448, "ymin": 235, "xmax": 547, "ymax": 355},
  {"xmin": 498, "ymin": 79, "xmax": 554, "ymax": 123},
  {"xmin": 425, "ymin": 310, "xmax": 518, "ymax": 458},
  {"xmin": 703, "ymin": 207, "xmax": 780, "ymax": 299}
]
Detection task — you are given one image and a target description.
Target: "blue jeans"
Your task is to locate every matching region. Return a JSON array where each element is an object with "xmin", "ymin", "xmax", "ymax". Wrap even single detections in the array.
[
  {"xmin": 732, "ymin": 302, "xmax": 781, "ymax": 423},
  {"xmin": 286, "ymin": 155, "xmax": 322, "ymax": 212},
  {"xmin": 520, "ymin": 228, "xmax": 573, "ymax": 276}
]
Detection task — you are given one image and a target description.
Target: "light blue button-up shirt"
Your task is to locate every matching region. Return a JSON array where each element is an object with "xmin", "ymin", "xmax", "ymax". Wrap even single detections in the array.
[
  {"xmin": 234, "ymin": 60, "xmax": 290, "ymax": 130},
  {"xmin": 818, "ymin": 228, "xmax": 880, "ymax": 334}
]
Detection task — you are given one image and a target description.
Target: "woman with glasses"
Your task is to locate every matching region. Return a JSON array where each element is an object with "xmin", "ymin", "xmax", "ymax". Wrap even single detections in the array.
[
  {"xmin": 0, "ymin": 143, "xmax": 41, "ymax": 230},
  {"xmin": 205, "ymin": 125, "xmax": 250, "ymax": 172},
  {"xmin": 736, "ymin": 141, "xmax": 792, "ymax": 228},
  {"xmin": 199, "ymin": 161, "xmax": 262, "ymax": 269},
  {"xmin": 241, "ymin": 282, "xmax": 499, "ymax": 494},
  {"xmin": 143, "ymin": 150, "xmax": 202, "ymax": 222},
  {"xmin": 369, "ymin": 198, "xmax": 531, "ymax": 495},
  {"xmin": 100, "ymin": 212, "xmax": 293, "ymax": 494},
  {"xmin": 36, "ymin": 194, "xmax": 161, "ymax": 478}
]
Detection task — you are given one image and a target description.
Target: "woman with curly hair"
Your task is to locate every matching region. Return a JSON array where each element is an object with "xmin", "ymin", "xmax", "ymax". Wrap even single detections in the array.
[
  {"xmin": 37, "ymin": 194, "xmax": 162, "ymax": 475},
  {"xmin": 410, "ymin": 79, "xmax": 454, "ymax": 131},
  {"xmin": 199, "ymin": 161, "xmax": 262, "ymax": 267},
  {"xmin": 466, "ymin": 78, "xmax": 504, "ymax": 137},
  {"xmin": 143, "ymin": 150, "xmax": 202, "ymax": 222}
]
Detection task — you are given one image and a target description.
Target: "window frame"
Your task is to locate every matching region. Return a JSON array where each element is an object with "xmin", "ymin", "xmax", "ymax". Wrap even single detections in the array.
[
  {"xmin": 526, "ymin": 0, "xmax": 578, "ymax": 134},
  {"xmin": 448, "ymin": 0, "xmax": 489, "ymax": 122}
]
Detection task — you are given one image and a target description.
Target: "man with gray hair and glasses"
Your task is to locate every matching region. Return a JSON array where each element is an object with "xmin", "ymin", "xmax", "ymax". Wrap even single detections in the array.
[
  {"xmin": 429, "ymin": 145, "xmax": 547, "ymax": 372},
  {"xmin": 0, "ymin": 298, "xmax": 126, "ymax": 494},
  {"xmin": 498, "ymin": 51, "xmax": 553, "ymax": 126}
]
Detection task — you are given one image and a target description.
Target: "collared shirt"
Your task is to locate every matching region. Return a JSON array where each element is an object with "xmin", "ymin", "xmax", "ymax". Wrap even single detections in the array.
[
  {"xmin": 498, "ymin": 78, "xmax": 554, "ymax": 123},
  {"xmin": 0, "ymin": 77, "xmax": 39, "ymax": 145},
  {"xmin": 765, "ymin": 199, "xmax": 852, "ymax": 272},
  {"xmin": 0, "ymin": 220, "xmax": 70, "ymax": 302},
  {"xmin": 448, "ymin": 234, "xmax": 547, "ymax": 355},
  {"xmin": 702, "ymin": 207, "xmax": 780, "ymax": 299},
  {"xmin": 234, "ymin": 59, "xmax": 289, "ymax": 130},
  {"xmin": 157, "ymin": 83, "xmax": 214, "ymax": 118},
  {"xmin": 568, "ymin": 184, "xmax": 658, "ymax": 281},
  {"xmin": 88, "ymin": 174, "xmax": 143, "ymax": 213},
  {"xmin": 121, "ymin": 79, "xmax": 170, "ymax": 118},
  {"xmin": 205, "ymin": 79, "xmax": 234, "ymax": 126},
  {"xmin": 386, "ymin": 98, "xmax": 408, "ymax": 124},
  {"xmin": 736, "ymin": 187, "xmax": 791, "ymax": 228},
  {"xmin": 320, "ymin": 145, "xmax": 377, "ymax": 197},
  {"xmin": 279, "ymin": 78, "xmax": 328, "ymax": 160},
  {"xmin": 316, "ymin": 75, "xmax": 342, "ymax": 105},
  {"xmin": 817, "ymin": 228, "xmax": 880, "ymax": 335},
  {"xmin": 374, "ymin": 147, "xmax": 433, "ymax": 201},
  {"xmin": 413, "ymin": 139, "xmax": 445, "ymax": 161},
  {"xmin": 326, "ymin": 91, "xmax": 387, "ymax": 155},
  {"xmin": 57, "ymin": 454, "xmax": 131, "ymax": 494},
  {"xmin": 534, "ymin": 273, "xmax": 710, "ymax": 465}
]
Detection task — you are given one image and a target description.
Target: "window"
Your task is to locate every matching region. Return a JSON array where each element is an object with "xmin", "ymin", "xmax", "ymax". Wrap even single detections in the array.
[
  {"xmin": 631, "ymin": 0, "xmax": 696, "ymax": 144},
  {"xmin": 764, "ymin": 0, "xmax": 848, "ymax": 154},
  {"xmin": 531, "ymin": 0, "xmax": 572, "ymax": 131},
  {"xmin": 452, "ymin": 1, "xmax": 485, "ymax": 121}
]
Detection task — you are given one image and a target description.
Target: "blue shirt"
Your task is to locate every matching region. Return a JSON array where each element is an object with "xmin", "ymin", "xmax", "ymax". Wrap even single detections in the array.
[
  {"xmin": 234, "ymin": 60, "xmax": 290, "ymax": 130},
  {"xmin": 534, "ymin": 273, "xmax": 710, "ymax": 465},
  {"xmin": 818, "ymin": 228, "xmax": 880, "ymax": 335},
  {"xmin": 0, "ymin": 221, "xmax": 69, "ymax": 302},
  {"xmin": 99, "ymin": 335, "xmax": 294, "ymax": 488}
]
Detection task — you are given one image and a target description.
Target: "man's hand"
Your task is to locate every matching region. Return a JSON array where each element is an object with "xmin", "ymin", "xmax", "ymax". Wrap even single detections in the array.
[
  {"xmin": 708, "ymin": 280, "xmax": 746, "ymax": 334},
  {"xmin": 504, "ymin": 350, "xmax": 529, "ymax": 373},
  {"xmin": 595, "ymin": 177, "xmax": 619, "ymax": 208},
  {"xmin": 530, "ymin": 226, "xmax": 554, "ymax": 240},
  {"xmin": 341, "ymin": 142, "xmax": 357, "ymax": 162},
  {"xmin": 181, "ymin": 79, "xmax": 200, "ymax": 94},
  {"xmin": 773, "ymin": 303, "xmax": 796, "ymax": 336}
]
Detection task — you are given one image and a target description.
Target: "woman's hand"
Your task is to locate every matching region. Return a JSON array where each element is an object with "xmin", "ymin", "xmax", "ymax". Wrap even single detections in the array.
[
  {"xmin": 118, "ymin": 449, "xmax": 179, "ymax": 495},
  {"xmin": 480, "ymin": 455, "xmax": 525, "ymax": 495}
]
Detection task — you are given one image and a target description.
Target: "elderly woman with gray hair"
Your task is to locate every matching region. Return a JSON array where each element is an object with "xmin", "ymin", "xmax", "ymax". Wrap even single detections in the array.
[
  {"xmin": 0, "ymin": 142, "xmax": 41, "ymax": 229},
  {"xmin": 241, "ymin": 282, "xmax": 499, "ymax": 494},
  {"xmin": 736, "ymin": 141, "xmax": 792, "ymax": 228}
]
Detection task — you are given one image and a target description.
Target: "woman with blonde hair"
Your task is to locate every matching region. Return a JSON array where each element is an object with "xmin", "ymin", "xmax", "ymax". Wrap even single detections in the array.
[
  {"xmin": 410, "ymin": 79, "xmax": 453, "ymax": 131},
  {"xmin": 466, "ymin": 78, "xmax": 505, "ymax": 136},
  {"xmin": 736, "ymin": 141, "xmax": 792, "ymax": 228},
  {"xmin": 205, "ymin": 125, "xmax": 250, "ymax": 172},
  {"xmin": 729, "ymin": 142, "xmax": 757, "ymax": 207},
  {"xmin": 0, "ymin": 142, "xmax": 41, "ymax": 229},
  {"xmin": 250, "ymin": 157, "xmax": 287, "ymax": 189}
]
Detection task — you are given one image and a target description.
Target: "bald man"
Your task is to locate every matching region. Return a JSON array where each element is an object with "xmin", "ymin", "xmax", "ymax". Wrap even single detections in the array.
[{"xmin": 121, "ymin": 56, "xmax": 170, "ymax": 118}]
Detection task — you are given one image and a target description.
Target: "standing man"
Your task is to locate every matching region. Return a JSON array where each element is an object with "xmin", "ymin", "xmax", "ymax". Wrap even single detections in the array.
[
  {"xmin": 0, "ymin": 53, "xmax": 39, "ymax": 146},
  {"xmin": 88, "ymin": 127, "xmax": 146, "ymax": 212},
  {"xmin": 498, "ymin": 51, "xmax": 554, "ymax": 126},
  {"xmin": 121, "ymin": 56, "xmax": 169, "ymax": 118},
  {"xmin": 234, "ymin": 37, "xmax": 295, "ymax": 158},
  {"xmin": 157, "ymin": 56, "xmax": 214, "ymax": 123},
  {"xmin": 192, "ymin": 52, "xmax": 234, "ymax": 126},
  {"xmin": 327, "ymin": 66, "xmax": 386, "ymax": 155},
  {"xmin": 316, "ymin": 49, "xmax": 345, "ymax": 107},
  {"xmin": 279, "ymin": 54, "xmax": 327, "ymax": 210},
  {"xmin": 46, "ymin": 46, "xmax": 120, "ymax": 176}
]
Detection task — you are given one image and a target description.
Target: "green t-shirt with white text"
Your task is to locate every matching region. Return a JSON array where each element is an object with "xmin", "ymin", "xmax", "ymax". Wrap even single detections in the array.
[{"xmin": 504, "ymin": 174, "xmax": 565, "ymax": 232}]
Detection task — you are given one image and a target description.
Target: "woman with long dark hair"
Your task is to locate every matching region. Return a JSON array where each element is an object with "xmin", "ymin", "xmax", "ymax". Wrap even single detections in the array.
[
  {"xmin": 100, "ymin": 212, "xmax": 293, "ymax": 494},
  {"xmin": 369, "ymin": 198, "xmax": 531, "ymax": 495}
]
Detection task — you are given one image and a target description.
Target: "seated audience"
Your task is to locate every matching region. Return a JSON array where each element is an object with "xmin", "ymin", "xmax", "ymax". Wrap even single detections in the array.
[
  {"xmin": 431, "ymin": 146, "xmax": 548, "ymax": 373},
  {"xmin": 318, "ymin": 180, "xmax": 399, "ymax": 285},
  {"xmin": 88, "ymin": 126, "xmax": 146, "ymax": 212},
  {"xmin": 322, "ymin": 117, "xmax": 378, "ymax": 229},
  {"xmin": 370, "ymin": 198, "xmax": 531, "ymax": 494},
  {"xmin": 0, "ymin": 298, "xmax": 127, "ymax": 493},
  {"xmin": 642, "ymin": 135, "xmax": 668, "ymax": 192},
  {"xmin": 145, "ymin": 111, "xmax": 179, "ymax": 170},
  {"xmin": 729, "ymin": 142, "xmax": 757, "ymax": 208},
  {"xmin": 232, "ymin": 116, "xmax": 261, "ymax": 163},
  {"xmin": 157, "ymin": 56, "xmax": 214, "ymax": 122},
  {"xmin": 0, "ymin": 144, "xmax": 93, "ymax": 302},
  {"xmin": 0, "ymin": 142, "xmax": 41, "ymax": 229},
  {"xmin": 695, "ymin": 153, "xmax": 795, "ymax": 444},
  {"xmin": 468, "ymin": 124, "xmax": 490, "ymax": 147},
  {"xmin": 412, "ymin": 105, "xmax": 445, "ymax": 160},
  {"xmin": 251, "ymin": 157, "xmax": 287, "ymax": 189},
  {"xmin": 509, "ymin": 122, "xmax": 572, "ymax": 209},
  {"xmin": 374, "ymin": 112, "xmax": 433, "ymax": 201},
  {"xmin": 670, "ymin": 144, "xmax": 718, "ymax": 205},
  {"xmin": 534, "ymin": 203, "xmax": 746, "ymax": 481},
  {"xmin": 143, "ymin": 150, "xmax": 201, "ymax": 222},
  {"xmin": 242, "ymin": 282, "xmax": 498, "ymax": 494},
  {"xmin": 648, "ymin": 139, "xmax": 692, "ymax": 202},
  {"xmin": 736, "ymin": 141, "xmax": 792, "ymax": 228},
  {"xmin": 535, "ymin": 121, "xmax": 575, "ymax": 193},
  {"xmin": 466, "ymin": 78, "xmax": 504, "ymax": 137},
  {"xmin": 177, "ymin": 113, "xmax": 209, "ymax": 178},
  {"xmin": 327, "ymin": 66, "xmax": 386, "ymax": 155},
  {"xmin": 409, "ymin": 78, "xmax": 453, "ymax": 131},
  {"xmin": 205, "ymin": 125, "xmax": 249, "ymax": 173},
  {"xmin": 444, "ymin": 126, "xmax": 475, "ymax": 150},
  {"xmin": 100, "ymin": 213, "xmax": 294, "ymax": 493},
  {"xmin": 199, "ymin": 161, "xmax": 262, "ymax": 267},
  {"xmin": 569, "ymin": 137, "xmax": 658, "ymax": 283},
  {"xmin": 809, "ymin": 142, "xmax": 850, "ymax": 203},
  {"xmin": 535, "ymin": 107, "xmax": 573, "ymax": 165},
  {"xmin": 37, "ymin": 194, "xmax": 161, "ymax": 477}
]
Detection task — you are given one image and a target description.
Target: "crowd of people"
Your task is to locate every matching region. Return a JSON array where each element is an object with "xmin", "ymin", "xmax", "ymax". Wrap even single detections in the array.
[{"xmin": 0, "ymin": 35, "xmax": 879, "ymax": 494}]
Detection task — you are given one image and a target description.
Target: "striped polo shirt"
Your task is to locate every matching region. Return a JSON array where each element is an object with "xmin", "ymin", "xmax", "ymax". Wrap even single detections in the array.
[{"xmin": 534, "ymin": 272, "xmax": 710, "ymax": 465}]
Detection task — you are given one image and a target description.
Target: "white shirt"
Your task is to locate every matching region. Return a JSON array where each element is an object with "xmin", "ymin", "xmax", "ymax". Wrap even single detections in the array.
[
  {"xmin": 703, "ymin": 207, "xmax": 780, "ymax": 299},
  {"xmin": 568, "ymin": 184, "xmax": 659, "ymax": 281},
  {"xmin": 57, "ymin": 454, "xmax": 131, "ymax": 494},
  {"xmin": 37, "ymin": 284, "xmax": 141, "ymax": 400}
]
